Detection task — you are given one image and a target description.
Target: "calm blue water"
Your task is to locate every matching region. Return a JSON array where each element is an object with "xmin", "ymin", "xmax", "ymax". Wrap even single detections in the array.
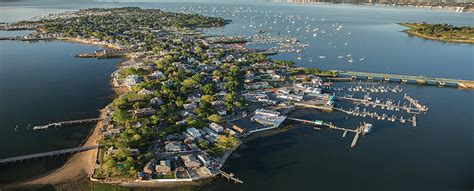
[
  {"xmin": 0, "ymin": 30, "xmax": 120, "ymax": 182},
  {"xmin": 0, "ymin": 2, "xmax": 472, "ymax": 190}
]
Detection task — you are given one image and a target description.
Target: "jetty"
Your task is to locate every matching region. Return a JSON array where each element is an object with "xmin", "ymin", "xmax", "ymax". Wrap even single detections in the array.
[
  {"xmin": 0, "ymin": 145, "xmax": 99, "ymax": 165},
  {"xmin": 218, "ymin": 170, "xmax": 243, "ymax": 184},
  {"xmin": 334, "ymin": 70, "xmax": 474, "ymax": 89},
  {"xmin": 33, "ymin": 118, "xmax": 101, "ymax": 130}
]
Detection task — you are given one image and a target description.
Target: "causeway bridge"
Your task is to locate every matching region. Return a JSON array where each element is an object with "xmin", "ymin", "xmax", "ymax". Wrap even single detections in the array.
[
  {"xmin": 333, "ymin": 70, "xmax": 474, "ymax": 89},
  {"xmin": 0, "ymin": 145, "xmax": 99, "ymax": 165},
  {"xmin": 33, "ymin": 118, "xmax": 101, "ymax": 130}
]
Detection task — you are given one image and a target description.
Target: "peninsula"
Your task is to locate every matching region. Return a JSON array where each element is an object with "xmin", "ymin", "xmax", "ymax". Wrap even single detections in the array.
[
  {"xmin": 2, "ymin": 7, "xmax": 459, "ymax": 189},
  {"xmin": 399, "ymin": 22, "xmax": 474, "ymax": 44}
]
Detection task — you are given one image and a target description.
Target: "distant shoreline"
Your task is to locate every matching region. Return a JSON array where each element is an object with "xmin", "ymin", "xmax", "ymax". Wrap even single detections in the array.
[{"xmin": 398, "ymin": 23, "xmax": 474, "ymax": 44}]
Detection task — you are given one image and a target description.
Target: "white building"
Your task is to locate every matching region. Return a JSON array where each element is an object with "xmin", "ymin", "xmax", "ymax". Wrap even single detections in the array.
[
  {"xmin": 209, "ymin": 123, "xmax": 224, "ymax": 133},
  {"xmin": 186, "ymin": 127, "xmax": 201, "ymax": 138}
]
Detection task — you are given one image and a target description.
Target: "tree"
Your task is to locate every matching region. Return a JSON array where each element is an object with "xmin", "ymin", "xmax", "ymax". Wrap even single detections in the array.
[
  {"xmin": 202, "ymin": 83, "xmax": 214, "ymax": 95},
  {"xmin": 201, "ymin": 95, "xmax": 214, "ymax": 103},
  {"xmin": 208, "ymin": 114, "xmax": 222, "ymax": 123}
]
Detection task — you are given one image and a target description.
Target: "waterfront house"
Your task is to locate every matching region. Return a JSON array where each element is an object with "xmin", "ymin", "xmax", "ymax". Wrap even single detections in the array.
[
  {"xmin": 181, "ymin": 155, "xmax": 201, "ymax": 169},
  {"xmin": 155, "ymin": 160, "xmax": 172, "ymax": 174},
  {"xmin": 124, "ymin": 75, "xmax": 139, "ymax": 87},
  {"xmin": 196, "ymin": 166, "xmax": 212, "ymax": 178},
  {"xmin": 144, "ymin": 159, "xmax": 157, "ymax": 174}
]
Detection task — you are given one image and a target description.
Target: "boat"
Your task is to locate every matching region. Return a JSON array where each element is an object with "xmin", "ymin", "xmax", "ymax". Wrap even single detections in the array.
[{"xmin": 362, "ymin": 122, "xmax": 373, "ymax": 135}]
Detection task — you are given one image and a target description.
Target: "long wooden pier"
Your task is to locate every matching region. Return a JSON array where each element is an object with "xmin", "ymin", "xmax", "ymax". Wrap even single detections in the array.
[
  {"xmin": 334, "ymin": 70, "xmax": 474, "ymax": 89},
  {"xmin": 219, "ymin": 170, "xmax": 243, "ymax": 184},
  {"xmin": 33, "ymin": 118, "xmax": 101, "ymax": 130},
  {"xmin": 0, "ymin": 145, "xmax": 99, "ymax": 165}
]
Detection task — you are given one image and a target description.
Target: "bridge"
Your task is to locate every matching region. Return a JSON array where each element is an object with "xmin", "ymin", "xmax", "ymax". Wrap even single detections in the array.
[
  {"xmin": 334, "ymin": 70, "xmax": 474, "ymax": 89},
  {"xmin": 33, "ymin": 118, "xmax": 101, "ymax": 130},
  {"xmin": 0, "ymin": 145, "xmax": 99, "ymax": 165}
]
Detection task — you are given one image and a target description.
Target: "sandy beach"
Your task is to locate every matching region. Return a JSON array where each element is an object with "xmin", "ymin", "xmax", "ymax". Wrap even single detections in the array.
[{"xmin": 3, "ymin": 109, "xmax": 106, "ymax": 189}]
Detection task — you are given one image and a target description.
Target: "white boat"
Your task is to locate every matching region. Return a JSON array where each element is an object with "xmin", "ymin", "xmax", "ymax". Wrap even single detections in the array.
[{"xmin": 363, "ymin": 122, "xmax": 373, "ymax": 135}]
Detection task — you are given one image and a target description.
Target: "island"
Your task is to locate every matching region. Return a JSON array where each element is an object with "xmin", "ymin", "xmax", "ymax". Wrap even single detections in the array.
[
  {"xmin": 399, "ymin": 22, "xmax": 474, "ymax": 44},
  {"xmin": 1, "ymin": 7, "xmax": 437, "ymax": 189}
]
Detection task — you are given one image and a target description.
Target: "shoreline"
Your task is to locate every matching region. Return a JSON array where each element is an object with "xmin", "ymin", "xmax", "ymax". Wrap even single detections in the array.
[
  {"xmin": 398, "ymin": 23, "xmax": 474, "ymax": 44},
  {"xmin": 1, "ymin": 36, "xmax": 123, "ymax": 190},
  {"xmin": 402, "ymin": 30, "xmax": 474, "ymax": 44},
  {"xmin": 3, "ymin": 109, "xmax": 106, "ymax": 190}
]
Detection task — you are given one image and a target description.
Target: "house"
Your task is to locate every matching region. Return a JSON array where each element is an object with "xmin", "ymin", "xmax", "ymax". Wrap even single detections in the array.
[
  {"xmin": 197, "ymin": 154, "xmax": 211, "ymax": 166},
  {"xmin": 149, "ymin": 71, "xmax": 163, "ymax": 79},
  {"xmin": 133, "ymin": 108, "xmax": 156, "ymax": 117},
  {"xmin": 217, "ymin": 108, "xmax": 227, "ymax": 116},
  {"xmin": 202, "ymin": 127, "xmax": 217, "ymax": 136},
  {"xmin": 225, "ymin": 128, "xmax": 237, "ymax": 136},
  {"xmin": 155, "ymin": 160, "xmax": 172, "ymax": 174},
  {"xmin": 181, "ymin": 155, "xmax": 201, "ymax": 169},
  {"xmin": 183, "ymin": 102, "xmax": 197, "ymax": 110},
  {"xmin": 143, "ymin": 159, "xmax": 156, "ymax": 174},
  {"xmin": 186, "ymin": 127, "xmax": 201, "ymax": 138},
  {"xmin": 196, "ymin": 166, "xmax": 212, "ymax": 177},
  {"xmin": 150, "ymin": 97, "xmax": 163, "ymax": 106},
  {"xmin": 209, "ymin": 123, "xmax": 224, "ymax": 133},
  {"xmin": 138, "ymin": 88, "xmax": 153, "ymax": 95},
  {"xmin": 124, "ymin": 75, "xmax": 139, "ymax": 87},
  {"xmin": 165, "ymin": 142, "xmax": 182, "ymax": 152}
]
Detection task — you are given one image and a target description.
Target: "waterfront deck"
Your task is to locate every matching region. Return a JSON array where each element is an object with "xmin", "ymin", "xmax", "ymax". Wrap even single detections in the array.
[
  {"xmin": 0, "ymin": 145, "xmax": 99, "ymax": 165},
  {"xmin": 334, "ymin": 70, "xmax": 474, "ymax": 89}
]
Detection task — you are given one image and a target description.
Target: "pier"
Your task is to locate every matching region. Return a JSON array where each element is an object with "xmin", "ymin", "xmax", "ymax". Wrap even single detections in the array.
[
  {"xmin": 0, "ymin": 145, "xmax": 99, "ymax": 165},
  {"xmin": 218, "ymin": 170, "xmax": 243, "ymax": 184},
  {"xmin": 334, "ymin": 70, "xmax": 474, "ymax": 89},
  {"xmin": 286, "ymin": 117, "xmax": 365, "ymax": 147},
  {"xmin": 336, "ymin": 95, "xmax": 427, "ymax": 114},
  {"xmin": 33, "ymin": 118, "xmax": 101, "ymax": 130}
]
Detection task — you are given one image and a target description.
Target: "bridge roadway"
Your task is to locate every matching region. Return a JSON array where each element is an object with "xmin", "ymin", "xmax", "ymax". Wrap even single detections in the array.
[
  {"xmin": 0, "ymin": 145, "xmax": 99, "ymax": 164},
  {"xmin": 334, "ymin": 70, "xmax": 474, "ymax": 89}
]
